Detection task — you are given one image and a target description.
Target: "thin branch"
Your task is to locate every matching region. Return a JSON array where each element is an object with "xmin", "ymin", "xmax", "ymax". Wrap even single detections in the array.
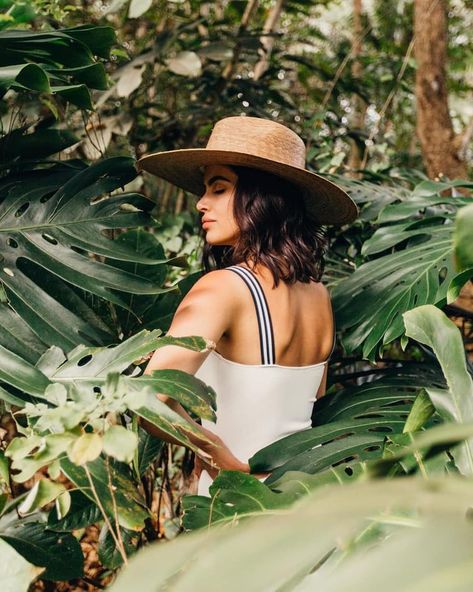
[
  {"xmin": 221, "ymin": 0, "xmax": 259, "ymax": 82},
  {"xmin": 105, "ymin": 456, "xmax": 128, "ymax": 565},
  {"xmin": 253, "ymin": 0, "xmax": 285, "ymax": 81},
  {"xmin": 84, "ymin": 463, "xmax": 128, "ymax": 566},
  {"xmin": 320, "ymin": 22, "xmax": 373, "ymax": 113},
  {"xmin": 360, "ymin": 36, "xmax": 415, "ymax": 169}
]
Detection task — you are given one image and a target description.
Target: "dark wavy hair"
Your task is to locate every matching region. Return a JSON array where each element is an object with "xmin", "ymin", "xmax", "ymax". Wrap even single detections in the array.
[{"xmin": 199, "ymin": 165, "xmax": 328, "ymax": 288}]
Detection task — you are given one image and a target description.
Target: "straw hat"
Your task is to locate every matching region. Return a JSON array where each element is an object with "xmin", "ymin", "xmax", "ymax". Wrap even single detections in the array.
[{"xmin": 136, "ymin": 116, "xmax": 358, "ymax": 225}]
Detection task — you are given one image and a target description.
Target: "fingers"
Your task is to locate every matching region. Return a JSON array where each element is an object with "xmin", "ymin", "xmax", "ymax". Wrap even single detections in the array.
[
  {"xmin": 194, "ymin": 455, "xmax": 202, "ymax": 478},
  {"xmin": 194, "ymin": 454, "xmax": 219, "ymax": 480}
]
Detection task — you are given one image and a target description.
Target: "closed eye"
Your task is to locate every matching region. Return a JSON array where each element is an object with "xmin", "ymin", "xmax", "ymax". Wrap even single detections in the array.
[{"xmin": 213, "ymin": 188, "xmax": 225, "ymax": 194}]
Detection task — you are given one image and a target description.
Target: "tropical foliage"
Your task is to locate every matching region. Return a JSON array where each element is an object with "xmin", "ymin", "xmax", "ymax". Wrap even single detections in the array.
[{"xmin": 0, "ymin": 1, "xmax": 472, "ymax": 590}]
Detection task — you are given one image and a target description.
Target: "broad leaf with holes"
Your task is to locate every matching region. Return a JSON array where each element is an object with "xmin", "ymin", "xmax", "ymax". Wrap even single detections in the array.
[
  {"xmin": 330, "ymin": 175, "xmax": 412, "ymax": 223},
  {"xmin": 332, "ymin": 192, "xmax": 473, "ymax": 360},
  {"xmin": 249, "ymin": 365, "xmax": 445, "ymax": 484},
  {"xmin": 182, "ymin": 464, "xmax": 369, "ymax": 531},
  {"xmin": 3, "ymin": 331, "xmax": 217, "ymax": 491},
  {"xmin": 0, "ymin": 158, "xmax": 181, "ymax": 353}
]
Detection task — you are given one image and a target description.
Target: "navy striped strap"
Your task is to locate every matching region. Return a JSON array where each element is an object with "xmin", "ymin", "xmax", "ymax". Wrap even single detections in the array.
[{"xmin": 226, "ymin": 265, "xmax": 276, "ymax": 365}]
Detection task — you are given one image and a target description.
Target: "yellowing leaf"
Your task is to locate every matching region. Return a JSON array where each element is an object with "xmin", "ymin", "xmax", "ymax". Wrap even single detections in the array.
[
  {"xmin": 103, "ymin": 425, "xmax": 138, "ymax": 463},
  {"xmin": 69, "ymin": 433, "xmax": 103, "ymax": 465}
]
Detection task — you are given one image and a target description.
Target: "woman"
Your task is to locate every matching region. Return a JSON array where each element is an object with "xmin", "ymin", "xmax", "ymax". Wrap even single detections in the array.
[{"xmin": 136, "ymin": 116, "xmax": 358, "ymax": 496}]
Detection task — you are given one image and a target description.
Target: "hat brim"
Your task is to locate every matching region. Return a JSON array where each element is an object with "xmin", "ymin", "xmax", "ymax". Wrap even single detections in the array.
[{"xmin": 136, "ymin": 149, "xmax": 358, "ymax": 225}]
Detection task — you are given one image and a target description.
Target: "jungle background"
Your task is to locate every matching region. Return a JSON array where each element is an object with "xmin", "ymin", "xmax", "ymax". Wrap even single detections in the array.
[{"xmin": 1, "ymin": 0, "xmax": 473, "ymax": 590}]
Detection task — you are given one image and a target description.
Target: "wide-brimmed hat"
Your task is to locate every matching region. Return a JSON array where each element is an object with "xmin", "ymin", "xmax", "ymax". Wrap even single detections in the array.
[{"xmin": 136, "ymin": 116, "xmax": 358, "ymax": 225}]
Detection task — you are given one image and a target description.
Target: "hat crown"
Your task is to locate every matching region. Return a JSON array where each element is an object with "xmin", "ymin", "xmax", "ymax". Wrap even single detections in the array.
[{"xmin": 206, "ymin": 116, "xmax": 307, "ymax": 169}]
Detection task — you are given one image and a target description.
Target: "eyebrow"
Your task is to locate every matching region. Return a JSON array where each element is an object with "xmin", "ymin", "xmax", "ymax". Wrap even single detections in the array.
[{"xmin": 204, "ymin": 175, "xmax": 232, "ymax": 187}]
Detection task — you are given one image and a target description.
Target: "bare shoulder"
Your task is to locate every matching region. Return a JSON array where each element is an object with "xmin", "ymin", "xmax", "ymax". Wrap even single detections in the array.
[
  {"xmin": 184, "ymin": 269, "xmax": 244, "ymax": 297},
  {"xmin": 307, "ymin": 279, "xmax": 331, "ymax": 301},
  {"xmin": 316, "ymin": 280, "xmax": 331, "ymax": 302},
  {"xmin": 175, "ymin": 269, "xmax": 245, "ymax": 313}
]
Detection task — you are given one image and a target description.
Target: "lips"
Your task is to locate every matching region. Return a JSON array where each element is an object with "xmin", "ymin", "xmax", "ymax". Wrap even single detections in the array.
[{"xmin": 202, "ymin": 219, "xmax": 215, "ymax": 227}]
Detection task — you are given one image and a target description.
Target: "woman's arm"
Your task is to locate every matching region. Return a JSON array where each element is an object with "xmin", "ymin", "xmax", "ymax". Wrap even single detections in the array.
[{"xmin": 139, "ymin": 270, "xmax": 248, "ymax": 469}]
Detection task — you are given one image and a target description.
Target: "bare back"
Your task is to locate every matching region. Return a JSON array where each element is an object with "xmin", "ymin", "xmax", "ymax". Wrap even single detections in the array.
[{"xmin": 215, "ymin": 263, "xmax": 334, "ymax": 367}]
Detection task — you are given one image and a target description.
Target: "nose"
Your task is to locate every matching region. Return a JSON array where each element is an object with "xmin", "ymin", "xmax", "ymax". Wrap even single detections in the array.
[{"xmin": 195, "ymin": 192, "xmax": 209, "ymax": 213}]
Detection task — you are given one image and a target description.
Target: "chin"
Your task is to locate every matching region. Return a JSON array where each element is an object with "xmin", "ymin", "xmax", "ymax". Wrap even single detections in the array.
[{"xmin": 205, "ymin": 233, "xmax": 236, "ymax": 247}]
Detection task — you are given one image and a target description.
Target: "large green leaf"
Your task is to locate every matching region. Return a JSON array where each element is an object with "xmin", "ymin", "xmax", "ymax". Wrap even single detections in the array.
[
  {"xmin": 60, "ymin": 24, "xmax": 116, "ymax": 59},
  {"xmin": 111, "ymin": 476, "xmax": 473, "ymax": 592},
  {"xmin": 404, "ymin": 305, "xmax": 473, "ymax": 474},
  {"xmin": 182, "ymin": 472, "xmax": 292, "ymax": 531},
  {"xmin": 129, "ymin": 388, "xmax": 215, "ymax": 451},
  {"xmin": 98, "ymin": 523, "xmax": 140, "ymax": 569},
  {"xmin": 0, "ymin": 63, "xmax": 50, "ymax": 95},
  {"xmin": 108, "ymin": 229, "xmax": 167, "ymax": 335},
  {"xmin": 127, "ymin": 369, "xmax": 217, "ymax": 421},
  {"xmin": 0, "ymin": 344, "xmax": 50, "ymax": 399},
  {"xmin": 0, "ymin": 26, "xmax": 115, "ymax": 109},
  {"xmin": 333, "ymin": 211, "xmax": 470, "ymax": 360},
  {"xmin": 249, "ymin": 367, "xmax": 444, "ymax": 483},
  {"xmin": 0, "ymin": 304, "xmax": 48, "ymax": 363},
  {"xmin": 0, "ymin": 158, "xmax": 179, "ymax": 351},
  {"xmin": 0, "ymin": 516, "xmax": 83, "ymax": 580},
  {"xmin": 135, "ymin": 426, "xmax": 164, "ymax": 476},
  {"xmin": 44, "ymin": 62, "xmax": 108, "ymax": 90},
  {"xmin": 0, "ymin": 538, "xmax": 43, "ymax": 592},
  {"xmin": 36, "ymin": 332, "xmax": 217, "ymax": 424},
  {"xmin": 47, "ymin": 490, "xmax": 101, "ymax": 532},
  {"xmin": 0, "ymin": 127, "xmax": 79, "ymax": 162},
  {"xmin": 0, "ymin": 26, "xmax": 115, "ymax": 68},
  {"xmin": 59, "ymin": 456, "xmax": 149, "ymax": 531},
  {"xmin": 454, "ymin": 202, "xmax": 473, "ymax": 271},
  {"xmin": 182, "ymin": 465, "xmax": 367, "ymax": 531}
]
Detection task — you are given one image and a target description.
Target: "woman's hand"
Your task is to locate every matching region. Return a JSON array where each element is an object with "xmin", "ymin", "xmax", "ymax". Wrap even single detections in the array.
[
  {"xmin": 194, "ymin": 435, "xmax": 271, "ymax": 481},
  {"xmin": 196, "ymin": 434, "xmax": 248, "ymax": 476}
]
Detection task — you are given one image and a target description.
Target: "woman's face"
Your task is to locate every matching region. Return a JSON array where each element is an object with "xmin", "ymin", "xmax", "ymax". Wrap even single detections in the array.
[{"xmin": 196, "ymin": 164, "xmax": 240, "ymax": 246}]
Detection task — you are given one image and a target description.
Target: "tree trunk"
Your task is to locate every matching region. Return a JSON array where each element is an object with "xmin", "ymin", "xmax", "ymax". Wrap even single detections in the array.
[{"xmin": 414, "ymin": 0, "xmax": 468, "ymax": 179}]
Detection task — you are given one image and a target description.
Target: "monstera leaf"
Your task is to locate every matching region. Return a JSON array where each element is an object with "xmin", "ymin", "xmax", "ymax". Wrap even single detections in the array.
[
  {"xmin": 332, "ymin": 184, "xmax": 473, "ymax": 360},
  {"xmin": 0, "ymin": 157, "xmax": 181, "ymax": 354},
  {"xmin": 330, "ymin": 175, "xmax": 412, "ymax": 223},
  {"xmin": 248, "ymin": 363, "xmax": 445, "ymax": 484},
  {"xmin": 0, "ymin": 329, "xmax": 216, "ymax": 419}
]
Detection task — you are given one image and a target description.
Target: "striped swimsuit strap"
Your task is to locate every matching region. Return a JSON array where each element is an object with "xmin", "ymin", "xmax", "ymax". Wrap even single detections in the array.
[{"xmin": 226, "ymin": 265, "xmax": 276, "ymax": 365}]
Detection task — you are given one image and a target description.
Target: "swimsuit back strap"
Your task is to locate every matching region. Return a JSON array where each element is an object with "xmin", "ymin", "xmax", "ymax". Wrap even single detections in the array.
[{"xmin": 226, "ymin": 265, "xmax": 275, "ymax": 365}]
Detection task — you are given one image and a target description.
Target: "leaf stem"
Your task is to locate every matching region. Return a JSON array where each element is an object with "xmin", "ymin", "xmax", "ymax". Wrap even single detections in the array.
[
  {"xmin": 83, "ymin": 463, "xmax": 128, "ymax": 565},
  {"xmin": 105, "ymin": 456, "xmax": 128, "ymax": 565}
]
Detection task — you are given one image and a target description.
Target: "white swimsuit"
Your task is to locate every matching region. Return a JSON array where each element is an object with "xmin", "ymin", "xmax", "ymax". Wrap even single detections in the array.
[{"xmin": 194, "ymin": 265, "xmax": 334, "ymax": 497}]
